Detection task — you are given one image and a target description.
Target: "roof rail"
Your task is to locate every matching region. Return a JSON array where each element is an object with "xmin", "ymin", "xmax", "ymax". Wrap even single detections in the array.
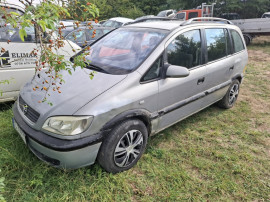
[{"xmin": 180, "ymin": 17, "xmax": 233, "ymax": 26}]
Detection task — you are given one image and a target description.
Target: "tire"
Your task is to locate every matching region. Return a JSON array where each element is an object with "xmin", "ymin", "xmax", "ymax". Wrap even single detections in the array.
[
  {"xmin": 218, "ymin": 80, "xmax": 240, "ymax": 109},
  {"xmin": 97, "ymin": 119, "xmax": 148, "ymax": 173},
  {"xmin": 244, "ymin": 35, "xmax": 251, "ymax": 46}
]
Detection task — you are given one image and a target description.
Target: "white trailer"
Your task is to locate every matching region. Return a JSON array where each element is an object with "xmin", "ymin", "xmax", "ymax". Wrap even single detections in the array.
[{"xmin": 231, "ymin": 18, "xmax": 270, "ymax": 45}]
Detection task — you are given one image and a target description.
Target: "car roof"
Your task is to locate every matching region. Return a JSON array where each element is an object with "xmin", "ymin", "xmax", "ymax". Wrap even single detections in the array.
[
  {"xmin": 126, "ymin": 19, "xmax": 237, "ymax": 31},
  {"xmin": 108, "ymin": 17, "xmax": 134, "ymax": 23},
  {"xmin": 126, "ymin": 21, "xmax": 183, "ymax": 30}
]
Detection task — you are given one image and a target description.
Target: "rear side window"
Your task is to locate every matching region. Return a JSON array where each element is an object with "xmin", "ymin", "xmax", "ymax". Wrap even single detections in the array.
[
  {"xmin": 230, "ymin": 30, "xmax": 245, "ymax": 53},
  {"xmin": 167, "ymin": 30, "xmax": 201, "ymax": 69},
  {"xmin": 205, "ymin": 28, "xmax": 227, "ymax": 62}
]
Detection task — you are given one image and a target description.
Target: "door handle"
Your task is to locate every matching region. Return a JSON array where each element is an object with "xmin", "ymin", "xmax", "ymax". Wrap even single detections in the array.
[
  {"xmin": 197, "ymin": 77, "xmax": 205, "ymax": 85},
  {"xmin": 229, "ymin": 66, "xmax": 234, "ymax": 71}
]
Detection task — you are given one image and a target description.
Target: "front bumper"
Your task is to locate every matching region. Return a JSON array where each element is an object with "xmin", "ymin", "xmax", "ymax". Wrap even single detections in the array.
[{"xmin": 13, "ymin": 102, "xmax": 107, "ymax": 169}]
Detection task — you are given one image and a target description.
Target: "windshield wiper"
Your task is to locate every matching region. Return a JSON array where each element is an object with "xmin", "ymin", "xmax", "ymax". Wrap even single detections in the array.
[{"xmin": 85, "ymin": 63, "xmax": 109, "ymax": 74}]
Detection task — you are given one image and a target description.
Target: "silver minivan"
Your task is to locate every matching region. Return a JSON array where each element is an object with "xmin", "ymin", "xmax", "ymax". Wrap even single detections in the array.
[{"xmin": 13, "ymin": 18, "xmax": 248, "ymax": 173}]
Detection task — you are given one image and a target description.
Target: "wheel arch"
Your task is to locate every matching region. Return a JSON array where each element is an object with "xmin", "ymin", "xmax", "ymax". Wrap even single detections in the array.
[
  {"xmin": 101, "ymin": 109, "xmax": 153, "ymax": 136},
  {"xmin": 232, "ymin": 74, "xmax": 243, "ymax": 84}
]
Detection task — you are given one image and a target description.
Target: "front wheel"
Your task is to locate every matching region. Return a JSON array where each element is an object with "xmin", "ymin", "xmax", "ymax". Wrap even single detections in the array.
[
  {"xmin": 97, "ymin": 119, "xmax": 148, "ymax": 173},
  {"xmin": 218, "ymin": 80, "xmax": 240, "ymax": 109}
]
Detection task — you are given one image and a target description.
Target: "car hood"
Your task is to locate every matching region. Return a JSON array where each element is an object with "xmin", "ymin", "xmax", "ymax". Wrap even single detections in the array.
[{"xmin": 20, "ymin": 68, "xmax": 127, "ymax": 117}]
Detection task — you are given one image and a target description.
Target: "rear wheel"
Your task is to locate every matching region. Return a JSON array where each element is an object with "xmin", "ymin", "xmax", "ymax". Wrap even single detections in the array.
[
  {"xmin": 97, "ymin": 119, "xmax": 148, "ymax": 173},
  {"xmin": 218, "ymin": 80, "xmax": 240, "ymax": 109},
  {"xmin": 244, "ymin": 35, "xmax": 251, "ymax": 46}
]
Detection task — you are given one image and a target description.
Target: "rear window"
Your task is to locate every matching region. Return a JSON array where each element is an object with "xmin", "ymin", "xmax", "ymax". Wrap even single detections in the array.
[
  {"xmin": 205, "ymin": 28, "xmax": 227, "ymax": 62},
  {"xmin": 230, "ymin": 30, "xmax": 245, "ymax": 53}
]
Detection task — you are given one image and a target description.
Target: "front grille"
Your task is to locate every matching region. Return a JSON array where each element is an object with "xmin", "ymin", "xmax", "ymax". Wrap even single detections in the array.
[{"xmin": 19, "ymin": 96, "xmax": 40, "ymax": 123}]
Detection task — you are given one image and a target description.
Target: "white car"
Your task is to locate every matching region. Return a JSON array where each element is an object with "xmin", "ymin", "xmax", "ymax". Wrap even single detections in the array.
[
  {"xmin": 102, "ymin": 17, "xmax": 134, "ymax": 28},
  {"xmin": 261, "ymin": 12, "xmax": 270, "ymax": 18}
]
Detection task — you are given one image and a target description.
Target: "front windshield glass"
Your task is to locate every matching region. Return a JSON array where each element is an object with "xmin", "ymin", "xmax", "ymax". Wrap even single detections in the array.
[{"xmin": 85, "ymin": 28, "xmax": 168, "ymax": 75}]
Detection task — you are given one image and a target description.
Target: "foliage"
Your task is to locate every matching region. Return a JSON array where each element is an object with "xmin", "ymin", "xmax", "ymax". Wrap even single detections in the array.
[
  {"xmin": 0, "ymin": 79, "xmax": 11, "ymax": 97},
  {"xmin": 134, "ymin": 0, "xmax": 167, "ymax": 16},
  {"xmin": 67, "ymin": 0, "xmax": 144, "ymax": 20},
  {"xmin": 215, "ymin": 0, "xmax": 270, "ymax": 18},
  {"xmin": 0, "ymin": 170, "xmax": 5, "ymax": 202},
  {"xmin": 0, "ymin": 0, "xmax": 99, "ymax": 103}
]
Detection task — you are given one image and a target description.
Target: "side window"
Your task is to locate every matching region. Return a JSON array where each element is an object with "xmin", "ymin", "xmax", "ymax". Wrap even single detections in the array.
[
  {"xmin": 2, "ymin": 25, "xmax": 36, "ymax": 42},
  {"xmin": 205, "ymin": 28, "xmax": 227, "ymax": 62},
  {"xmin": 230, "ymin": 30, "xmax": 245, "ymax": 53},
  {"xmin": 225, "ymin": 29, "xmax": 232, "ymax": 55},
  {"xmin": 167, "ymin": 29, "xmax": 201, "ymax": 69},
  {"xmin": 141, "ymin": 56, "xmax": 162, "ymax": 82},
  {"xmin": 188, "ymin": 12, "xmax": 198, "ymax": 19}
]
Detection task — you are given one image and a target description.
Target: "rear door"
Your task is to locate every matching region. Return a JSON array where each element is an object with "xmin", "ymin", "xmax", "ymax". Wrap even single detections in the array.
[{"xmin": 201, "ymin": 27, "xmax": 235, "ymax": 106}]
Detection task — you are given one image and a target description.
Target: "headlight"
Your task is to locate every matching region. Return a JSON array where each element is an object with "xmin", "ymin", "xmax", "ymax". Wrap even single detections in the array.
[{"xmin": 42, "ymin": 116, "xmax": 93, "ymax": 136}]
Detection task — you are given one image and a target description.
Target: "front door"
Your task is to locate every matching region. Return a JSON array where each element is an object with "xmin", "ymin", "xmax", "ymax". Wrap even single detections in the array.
[{"xmin": 157, "ymin": 29, "xmax": 207, "ymax": 131}]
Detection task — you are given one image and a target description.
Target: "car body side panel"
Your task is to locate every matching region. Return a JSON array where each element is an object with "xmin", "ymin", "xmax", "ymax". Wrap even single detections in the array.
[{"xmin": 74, "ymin": 72, "xmax": 159, "ymax": 135}]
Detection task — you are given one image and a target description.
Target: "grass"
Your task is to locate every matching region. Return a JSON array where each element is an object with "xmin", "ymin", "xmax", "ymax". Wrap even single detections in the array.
[{"xmin": 1, "ymin": 37, "xmax": 270, "ymax": 201}]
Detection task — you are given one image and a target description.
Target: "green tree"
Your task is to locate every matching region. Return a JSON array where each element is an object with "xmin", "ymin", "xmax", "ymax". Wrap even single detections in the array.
[
  {"xmin": 135, "ymin": 0, "xmax": 167, "ymax": 15},
  {"xmin": 68, "ymin": 0, "xmax": 144, "ymax": 20}
]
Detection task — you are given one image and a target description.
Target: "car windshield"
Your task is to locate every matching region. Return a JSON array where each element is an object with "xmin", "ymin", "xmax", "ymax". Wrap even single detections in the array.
[{"xmin": 84, "ymin": 28, "xmax": 168, "ymax": 75}]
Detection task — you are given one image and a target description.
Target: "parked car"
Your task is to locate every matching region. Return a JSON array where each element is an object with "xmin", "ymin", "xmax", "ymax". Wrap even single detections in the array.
[
  {"xmin": 13, "ymin": 18, "xmax": 248, "ymax": 173},
  {"xmin": 79, "ymin": 21, "xmax": 101, "ymax": 27},
  {"xmin": 134, "ymin": 15, "xmax": 155, "ymax": 21},
  {"xmin": 65, "ymin": 26, "xmax": 114, "ymax": 47},
  {"xmin": 261, "ymin": 12, "xmax": 270, "ymax": 18},
  {"xmin": 131, "ymin": 17, "xmax": 180, "ymax": 24},
  {"xmin": 157, "ymin": 9, "xmax": 176, "ymax": 18},
  {"xmin": 102, "ymin": 17, "xmax": 134, "ymax": 28},
  {"xmin": 98, "ymin": 19, "xmax": 107, "ymax": 25}
]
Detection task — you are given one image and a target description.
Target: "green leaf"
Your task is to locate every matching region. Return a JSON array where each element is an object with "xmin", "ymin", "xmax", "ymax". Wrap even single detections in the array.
[
  {"xmin": 19, "ymin": 29, "xmax": 27, "ymax": 42},
  {"xmin": 10, "ymin": 12, "xmax": 20, "ymax": 16},
  {"xmin": 39, "ymin": 20, "xmax": 46, "ymax": 32}
]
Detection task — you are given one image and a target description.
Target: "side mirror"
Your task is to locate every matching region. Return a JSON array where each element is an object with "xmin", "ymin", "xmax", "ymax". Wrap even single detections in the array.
[{"xmin": 166, "ymin": 65, "xmax": 190, "ymax": 78}]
